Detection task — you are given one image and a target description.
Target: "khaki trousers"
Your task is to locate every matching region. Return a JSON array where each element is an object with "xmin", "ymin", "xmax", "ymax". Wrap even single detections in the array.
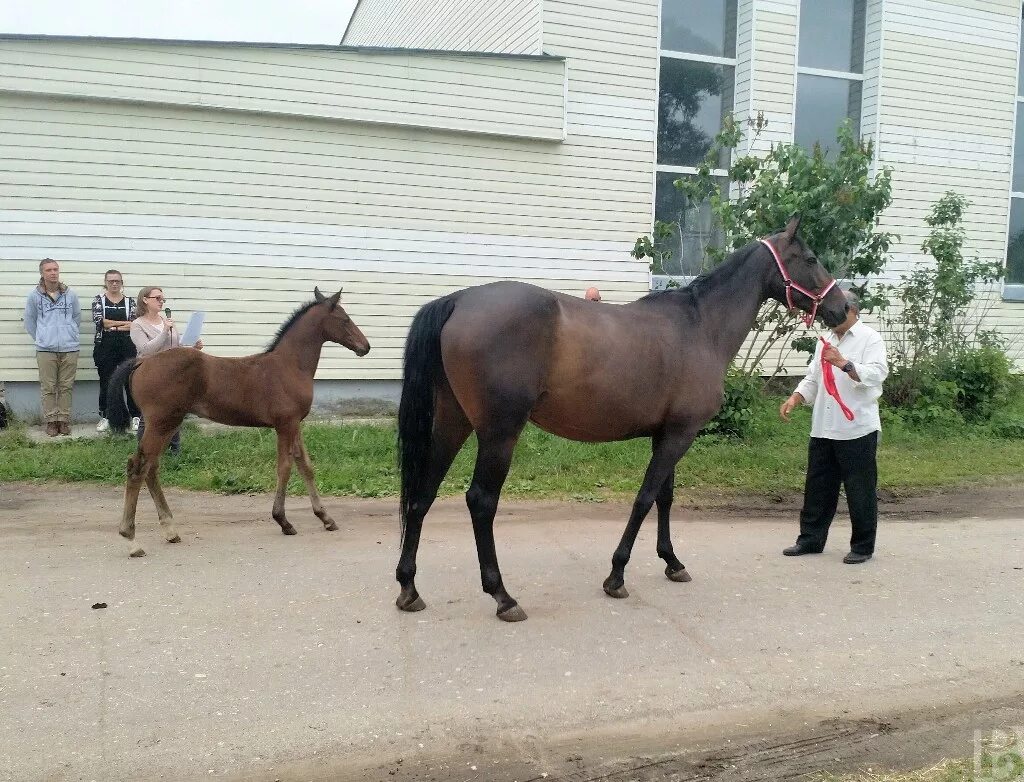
[{"xmin": 36, "ymin": 351, "xmax": 79, "ymax": 423}]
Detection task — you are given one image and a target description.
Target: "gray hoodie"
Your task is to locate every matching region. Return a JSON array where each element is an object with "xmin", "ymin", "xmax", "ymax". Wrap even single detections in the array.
[{"xmin": 24, "ymin": 284, "xmax": 82, "ymax": 353}]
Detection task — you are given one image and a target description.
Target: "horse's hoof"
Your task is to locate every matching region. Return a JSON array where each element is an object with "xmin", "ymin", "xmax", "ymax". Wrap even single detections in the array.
[
  {"xmin": 166, "ymin": 533, "xmax": 181, "ymax": 544},
  {"xmin": 666, "ymin": 566, "xmax": 692, "ymax": 582},
  {"xmin": 324, "ymin": 521, "xmax": 339, "ymax": 532},
  {"xmin": 118, "ymin": 527, "xmax": 134, "ymax": 540},
  {"xmin": 397, "ymin": 594, "xmax": 426, "ymax": 612},
  {"xmin": 129, "ymin": 545, "xmax": 146, "ymax": 558},
  {"xmin": 281, "ymin": 525, "xmax": 297, "ymax": 536},
  {"xmin": 603, "ymin": 583, "xmax": 629, "ymax": 599},
  {"xmin": 497, "ymin": 604, "xmax": 528, "ymax": 622}
]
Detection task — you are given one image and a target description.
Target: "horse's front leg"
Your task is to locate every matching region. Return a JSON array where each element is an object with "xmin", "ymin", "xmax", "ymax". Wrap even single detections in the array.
[
  {"xmin": 271, "ymin": 425, "xmax": 298, "ymax": 535},
  {"xmin": 655, "ymin": 467, "xmax": 691, "ymax": 583},
  {"xmin": 291, "ymin": 431, "xmax": 337, "ymax": 531},
  {"xmin": 603, "ymin": 429, "xmax": 697, "ymax": 599}
]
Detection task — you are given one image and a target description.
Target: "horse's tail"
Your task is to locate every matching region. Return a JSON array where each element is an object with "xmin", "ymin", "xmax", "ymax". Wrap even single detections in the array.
[
  {"xmin": 397, "ymin": 293, "xmax": 460, "ymax": 543},
  {"xmin": 107, "ymin": 358, "xmax": 141, "ymax": 433}
]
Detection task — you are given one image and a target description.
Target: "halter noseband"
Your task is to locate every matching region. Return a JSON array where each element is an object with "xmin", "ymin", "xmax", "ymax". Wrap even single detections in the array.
[{"xmin": 759, "ymin": 238, "xmax": 837, "ymax": 328}]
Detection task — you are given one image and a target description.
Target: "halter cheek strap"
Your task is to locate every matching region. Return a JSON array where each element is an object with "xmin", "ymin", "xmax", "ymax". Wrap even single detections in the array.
[{"xmin": 759, "ymin": 238, "xmax": 837, "ymax": 328}]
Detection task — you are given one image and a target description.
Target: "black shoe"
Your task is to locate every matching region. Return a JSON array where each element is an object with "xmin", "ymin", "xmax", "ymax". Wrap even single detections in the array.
[
  {"xmin": 843, "ymin": 552, "xmax": 872, "ymax": 564},
  {"xmin": 783, "ymin": 543, "xmax": 824, "ymax": 556}
]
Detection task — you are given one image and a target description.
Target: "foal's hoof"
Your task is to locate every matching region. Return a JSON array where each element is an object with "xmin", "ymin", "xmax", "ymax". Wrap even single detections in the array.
[
  {"xmin": 323, "ymin": 521, "xmax": 339, "ymax": 532},
  {"xmin": 497, "ymin": 604, "xmax": 528, "ymax": 622},
  {"xmin": 165, "ymin": 533, "xmax": 181, "ymax": 544},
  {"xmin": 396, "ymin": 593, "xmax": 426, "ymax": 612},
  {"xmin": 666, "ymin": 566, "xmax": 692, "ymax": 582},
  {"xmin": 118, "ymin": 526, "xmax": 134, "ymax": 540},
  {"xmin": 281, "ymin": 524, "xmax": 297, "ymax": 536},
  {"xmin": 128, "ymin": 545, "xmax": 146, "ymax": 558}
]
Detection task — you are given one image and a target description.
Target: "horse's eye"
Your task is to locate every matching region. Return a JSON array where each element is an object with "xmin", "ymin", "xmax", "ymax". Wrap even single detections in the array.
[{"xmin": 807, "ymin": 256, "xmax": 818, "ymax": 265}]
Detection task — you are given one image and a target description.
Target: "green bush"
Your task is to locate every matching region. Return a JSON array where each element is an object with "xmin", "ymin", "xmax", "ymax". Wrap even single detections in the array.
[
  {"xmin": 702, "ymin": 367, "xmax": 763, "ymax": 438},
  {"xmin": 939, "ymin": 343, "xmax": 1011, "ymax": 421}
]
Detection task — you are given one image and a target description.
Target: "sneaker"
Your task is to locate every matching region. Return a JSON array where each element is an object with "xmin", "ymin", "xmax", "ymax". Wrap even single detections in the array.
[
  {"xmin": 96, "ymin": 417, "xmax": 110, "ymax": 433},
  {"xmin": 45, "ymin": 421, "xmax": 59, "ymax": 437},
  {"xmin": 131, "ymin": 417, "xmax": 141, "ymax": 433}
]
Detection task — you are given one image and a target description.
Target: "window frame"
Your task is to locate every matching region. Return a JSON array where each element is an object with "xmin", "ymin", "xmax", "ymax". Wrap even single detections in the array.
[
  {"xmin": 793, "ymin": 0, "xmax": 867, "ymax": 152},
  {"xmin": 1004, "ymin": 5, "xmax": 1024, "ymax": 301},
  {"xmin": 652, "ymin": 0, "xmax": 740, "ymax": 288}
]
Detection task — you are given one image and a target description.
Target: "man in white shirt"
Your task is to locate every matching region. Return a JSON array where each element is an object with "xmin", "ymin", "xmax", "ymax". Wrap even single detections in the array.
[{"xmin": 779, "ymin": 292, "xmax": 889, "ymax": 564}]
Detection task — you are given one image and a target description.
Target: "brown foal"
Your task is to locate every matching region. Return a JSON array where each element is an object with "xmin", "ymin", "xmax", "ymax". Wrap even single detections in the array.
[{"xmin": 107, "ymin": 288, "xmax": 370, "ymax": 557}]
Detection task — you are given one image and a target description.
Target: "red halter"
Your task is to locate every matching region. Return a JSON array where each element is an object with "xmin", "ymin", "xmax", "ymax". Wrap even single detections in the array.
[{"xmin": 760, "ymin": 238, "xmax": 837, "ymax": 328}]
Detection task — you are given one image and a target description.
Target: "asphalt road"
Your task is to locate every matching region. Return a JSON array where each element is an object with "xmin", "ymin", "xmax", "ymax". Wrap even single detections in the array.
[{"xmin": 1, "ymin": 483, "xmax": 1021, "ymax": 782}]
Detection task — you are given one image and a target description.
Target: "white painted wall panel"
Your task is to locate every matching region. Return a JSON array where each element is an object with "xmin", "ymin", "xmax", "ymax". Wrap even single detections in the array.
[
  {"xmin": 343, "ymin": 0, "xmax": 542, "ymax": 55},
  {"xmin": 0, "ymin": 39, "xmax": 566, "ymax": 141}
]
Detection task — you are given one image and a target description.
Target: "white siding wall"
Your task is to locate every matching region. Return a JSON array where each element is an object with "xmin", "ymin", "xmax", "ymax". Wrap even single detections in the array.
[
  {"xmin": 751, "ymin": 0, "xmax": 797, "ymax": 154},
  {"xmin": 0, "ymin": 39, "xmax": 565, "ymax": 141},
  {"xmin": 343, "ymin": 0, "xmax": 542, "ymax": 55},
  {"xmin": 876, "ymin": 0, "xmax": 1024, "ymax": 366},
  {"xmin": 0, "ymin": 36, "xmax": 652, "ymax": 384}
]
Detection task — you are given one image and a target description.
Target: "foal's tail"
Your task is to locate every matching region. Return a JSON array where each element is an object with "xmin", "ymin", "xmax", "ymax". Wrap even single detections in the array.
[
  {"xmin": 397, "ymin": 293, "xmax": 460, "ymax": 542},
  {"xmin": 107, "ymin": 358, "xmax": 141, "ymax": 433}
]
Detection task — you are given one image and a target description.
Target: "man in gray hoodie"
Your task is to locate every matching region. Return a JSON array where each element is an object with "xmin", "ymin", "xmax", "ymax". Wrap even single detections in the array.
[{"xmin": 23, "ymin": 258, "xmax": 81, "ymax": 436}]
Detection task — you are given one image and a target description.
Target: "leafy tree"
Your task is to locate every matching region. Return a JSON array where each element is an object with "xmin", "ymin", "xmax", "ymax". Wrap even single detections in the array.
[{"xmin": 635, "ymin": 116, "xmax": 897, "ymax": 376}]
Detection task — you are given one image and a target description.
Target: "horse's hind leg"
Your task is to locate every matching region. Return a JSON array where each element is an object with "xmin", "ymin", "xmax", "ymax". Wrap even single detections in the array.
[
  {"xmin": 397, "ymin": 387, "xmax": 471, "ymax": 613},
  {"xmin": 604, "ymin": 429, "xmax": 697, "ymax": 599},
  {"xmin": 119, "ymin": 453, "xmax": 148, "ymax": 557},
  {"xmin": 655, "ymin": 467, "xmax": 691, "ymax": 583},
  {"xmin": 144, "ymin": 461, "xmax": 180, "ymax": 544},
  {"xmin": 467, "ymin": 427, "xmax": 526, "ymax": 622},
  {"xmin": 271, "ymin": 424, "xmax": 298, "ymax": 535},
  {"xmin": 292, "ymin": 431, "xmax": 336, "ymax": 531}
]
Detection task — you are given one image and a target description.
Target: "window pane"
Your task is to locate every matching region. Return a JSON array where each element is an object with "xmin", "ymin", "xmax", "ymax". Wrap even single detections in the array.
[
  {"xmin": 799, "ymin": 0, "xmax": 865, "ymax": 73},
  {"xmin": 794, "ymin": 74, "xmax": 862, "ymax": 155},
  {"xmin": 1008, "ymin": 198, "xmax": 1024, "ymax": 284},
  {"xmin": 661, "ymin": 0, "xmax": 737, "ymax": 57},
  {"xmin": 658, "ymin": 58, "xmax": 734, "ymax": 168},
  {"xmin": 653, "ymin": 172, "xmax": 726, "ymax": 277}
]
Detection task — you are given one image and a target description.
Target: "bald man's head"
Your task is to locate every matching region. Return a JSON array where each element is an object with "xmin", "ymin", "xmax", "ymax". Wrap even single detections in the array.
[{"xmin": 584, "ymin": 287, "xmax": 601, "ymax": 302}]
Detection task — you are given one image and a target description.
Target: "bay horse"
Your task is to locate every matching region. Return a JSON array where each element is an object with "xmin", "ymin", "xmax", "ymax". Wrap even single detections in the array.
[
  {"xmin": 107, "ymin": 288, "xmax": 370, "ymax": 557},
  {"xmin": 396, "ymin": 217, "xmax": 849, "ymax": 621}
]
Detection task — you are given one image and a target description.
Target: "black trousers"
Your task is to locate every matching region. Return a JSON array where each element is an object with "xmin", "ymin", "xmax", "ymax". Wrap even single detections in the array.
[
  {"xmin": 796, "ymin": 431, "xmax": 879, "ymax": 555},
  {"xmin": 94, "ymin": 333, "xmax": 138, "ymax": 418}
]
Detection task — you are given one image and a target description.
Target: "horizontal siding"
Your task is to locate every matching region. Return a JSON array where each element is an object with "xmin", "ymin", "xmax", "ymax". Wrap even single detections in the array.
[
  {"xmin": 752, "ymin": 4, "xmax": 797, "ymax": 151},
  {"xmin": 1, "ymin": 215, "xmax": 649, "ymax": 381},
  {"xmin": 875, "ymin": 0, "xmax": 1024, "ymax": 367},
  {"xmin": 0, "ymin": 39, "xmax": 566, "ymax": 141},
  {"xmin": 0, "ymin": 30, "xmax": 655, "ymax": 383},
  {"xmin": 343, "ymin": 0, "xmax": 542, "ymax": 55}
]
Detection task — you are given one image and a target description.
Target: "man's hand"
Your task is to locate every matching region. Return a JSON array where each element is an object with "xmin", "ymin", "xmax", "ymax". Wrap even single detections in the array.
[
  {"xmin": 822, "ymin": 344, "xmax": 846, "ymax": 368},
  {"xmin": 779, "ymin": 393, "xmax": 804, "ymax": 422}
]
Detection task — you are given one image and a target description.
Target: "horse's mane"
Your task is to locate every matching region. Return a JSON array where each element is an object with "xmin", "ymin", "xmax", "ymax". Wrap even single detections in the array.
[
  {"xmin": 634, "ymin": 241, "xmax": 760, "ymax": 308},
  {"xmin": 264, "ymin": 300, "xmax": 319, "ymax": 353}
]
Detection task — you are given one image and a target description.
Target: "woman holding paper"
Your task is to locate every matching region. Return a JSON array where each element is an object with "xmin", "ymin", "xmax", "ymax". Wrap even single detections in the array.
[{"xmin": 129, "ymin": 286, "xmax": 203, "ymax": 454}]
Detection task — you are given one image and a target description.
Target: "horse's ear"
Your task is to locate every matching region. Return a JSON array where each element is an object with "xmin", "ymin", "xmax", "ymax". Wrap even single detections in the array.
[
  {"xmin": 314, "ymin": 287, "xmax": 326, "ymax": 303},
  {"xmin": 328, "ymin": 289, "xmax": 342, "ymax": 311},
  {"xmin": 783, "ymin": 213, "xmax": 802, "ymax": 240}
]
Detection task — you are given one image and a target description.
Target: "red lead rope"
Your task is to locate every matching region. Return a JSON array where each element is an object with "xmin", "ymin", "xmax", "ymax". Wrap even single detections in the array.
[{"xmin": 820, "ymin": 337, "xmax": 855, "ymax": 421}]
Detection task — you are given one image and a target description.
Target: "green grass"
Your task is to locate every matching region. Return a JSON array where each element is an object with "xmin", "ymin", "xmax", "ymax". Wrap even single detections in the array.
[
  {"xmin": 1, "ymin": 394, "xmax": 1022, "ymax": 499},
  {"xmin": 813, "ymin": 759, "xmax": 975, "ymax": 782}
]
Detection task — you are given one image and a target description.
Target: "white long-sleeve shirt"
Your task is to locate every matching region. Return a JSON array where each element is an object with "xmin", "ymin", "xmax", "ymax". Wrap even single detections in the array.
[{"xmin": 794, "ymin": 321, "xmax": 889, "ymax": 440}]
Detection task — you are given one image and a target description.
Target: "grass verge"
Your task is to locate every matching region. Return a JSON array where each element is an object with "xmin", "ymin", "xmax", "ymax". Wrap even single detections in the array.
[{"xmin": 1, "ymin": 396, "xmax": 1022, "ymax": 500}]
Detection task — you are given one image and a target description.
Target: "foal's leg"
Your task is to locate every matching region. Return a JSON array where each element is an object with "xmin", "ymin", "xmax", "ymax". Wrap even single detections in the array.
[
  {"xmin": 291, "ymin": 431, "xmax": 337, "ymax": 531},
  {"xmin": 119, "ymin": 453, "xmax": 148, "ymax": 558},
  {"xmin": 271, "ymin": 424, "xmax": 299, "ymax": 535},
  {"xmin": 604, "ymin": 429, "xmax": 698, "ymax": 599},
  {"xmin": 655, "ymin": 467, "xmax": 691, "ymax": 583},
  {"xmin": 118, "ymin": 423, "xmax": 178, "ymax": 556},
  {"xmin": 467, "ymin": 429, "xmax": 525, "ymax": 622},
  {"xmin": 397, "ymin": 389, "xmax": 472, "ymax": 613}
]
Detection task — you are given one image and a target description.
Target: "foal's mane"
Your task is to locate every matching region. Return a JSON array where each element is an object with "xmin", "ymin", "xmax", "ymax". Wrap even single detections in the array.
[
  {"xmin": 635, "ymin": 241, "xmax": 761, "ymax": 308},
  {"xmin": 264, "ymin": 299, "xmax": 319, "ymax": 353}
]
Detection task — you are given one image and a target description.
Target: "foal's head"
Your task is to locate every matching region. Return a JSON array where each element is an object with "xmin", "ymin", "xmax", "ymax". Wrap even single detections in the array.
[
  {"xmin": 313, "ymin": 287, "xmax": 371, "ymax": 356},
  {"xmin": 765, "ymin": 215, "xmax": 849, "ymax": 329}
]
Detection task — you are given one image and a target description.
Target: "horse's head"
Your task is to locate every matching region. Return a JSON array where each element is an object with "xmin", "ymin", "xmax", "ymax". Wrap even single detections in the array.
[
  {"xmin": 314, "ymin": 287, "xmax": 371, "ymax": 356},
  {"xmin": 765, "ymin": 215, "xmax": 849, "ymax": 329}
]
